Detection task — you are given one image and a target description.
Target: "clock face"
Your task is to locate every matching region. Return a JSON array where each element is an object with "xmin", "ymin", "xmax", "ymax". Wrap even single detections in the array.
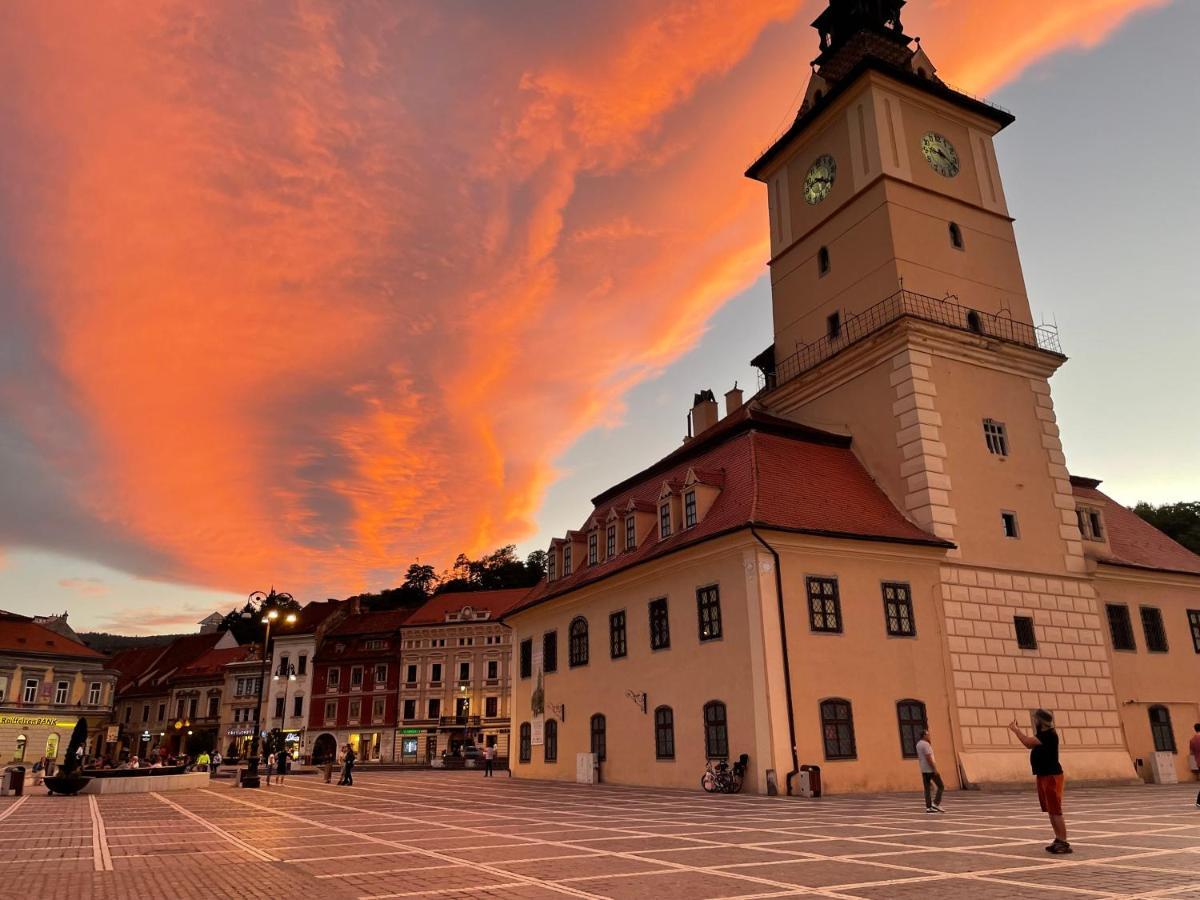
[
  {"xmin": 803, "ymin": 154, "xmax": 837, "ymax": 205},
  {"xmin": 921, "ymin": 132, "xmax": 960, "ymax": 178}
]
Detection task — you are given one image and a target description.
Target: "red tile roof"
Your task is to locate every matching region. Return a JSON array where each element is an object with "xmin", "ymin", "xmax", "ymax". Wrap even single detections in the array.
[
  {"xmin": 328, "ymin": 607, "xmax": 416, "ymax": 638},
  {"xmin": 272, "ymin": 599, "xmax": 345, "ymax": 636},
  {"xmin": 176, "ymin": 645, "xmax": 255, "ymax": 679},
  {"xmin": 509, "ymin": 407, "xmax": 945, "ymax": 616},
  {"xmin": 108, "ymin": 645, "xmax": 170, "ymax": 691},
  {"xmin": 115, "ymin": 631, "xmax": 226, "ymax": 697},
  {"xmin": 405, "ymin": 588, "xmax": 533, "ymax": 626},
  {"xmin": 0, "ymin": 611, "xmax": 105, "ymax": 659},
  {"xmin": 1071, "ymin": 478, "xmax": 1200, "ymax": 577}
]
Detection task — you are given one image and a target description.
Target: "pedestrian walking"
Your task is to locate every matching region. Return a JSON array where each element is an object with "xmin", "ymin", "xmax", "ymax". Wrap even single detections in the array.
[
  {"xmin": 211, "ymin": 750, "xmax": 222, "ymax": 777},
  {"xmin": 276, "ymin": 748, "xmax": 288, "ymax": 785},
  {"xmin": 483, "ymin": 743, "xmax": 495, "ymax": 777},
  {"xmin": 1009, "ymin": 710, "xmax": 1070, "ymax": 854},
  {"xmin": 338, "ymin": 744, "xmax": 356, "ymax": 786},
  {"xmin": 915, "ymin": 729, "xmax": 944, "ymax": 813},
  {"xmin": 1190, "ymin": 723, "xmax": 1200, "ymax": 808},
  {"xmin": 266, "ymin": 751, "xmax": 276, "ymax": 786}
]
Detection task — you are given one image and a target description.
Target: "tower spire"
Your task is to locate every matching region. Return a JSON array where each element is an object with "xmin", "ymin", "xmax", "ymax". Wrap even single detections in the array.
[{"xmin": 811, "ymin": 0, "xmax": 914, "ymax": 84}]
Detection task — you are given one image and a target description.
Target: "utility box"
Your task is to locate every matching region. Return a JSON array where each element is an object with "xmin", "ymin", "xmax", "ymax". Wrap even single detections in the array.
[
  {"xmin": 796, "ymin": 764, "xmax": 822, "ymax": 798},
  {"xmin": 576, "ymin": 752, "xmax": 598, "ymax": 784},
  {"xmin": 1148, "ymin": 751, "xmax": 1178, "ymax": 785},
  {"xmin": 1, "ymin": 767, "xmax": 25, "ymax": 797}
]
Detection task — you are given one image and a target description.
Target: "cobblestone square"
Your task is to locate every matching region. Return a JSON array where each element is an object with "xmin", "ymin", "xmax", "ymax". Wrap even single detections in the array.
[{"xmin": 1, "ymin": 772, "xmax": 1198, "ymax": 899}]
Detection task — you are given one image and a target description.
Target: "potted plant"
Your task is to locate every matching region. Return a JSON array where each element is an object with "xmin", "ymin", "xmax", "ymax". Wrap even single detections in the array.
[{"xmin": 45, "ymin": 718, "xmax": 92, "ymax": 796}]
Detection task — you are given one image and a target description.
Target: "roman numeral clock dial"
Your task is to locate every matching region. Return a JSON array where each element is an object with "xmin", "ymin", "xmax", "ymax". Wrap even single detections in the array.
[
  {"xmin": 921, "ymin": 132, "xmax": 960, "ymax": 177},
  {"xmin": 804, "ymin": 154, "xmax": 837, "ymax": 205}
]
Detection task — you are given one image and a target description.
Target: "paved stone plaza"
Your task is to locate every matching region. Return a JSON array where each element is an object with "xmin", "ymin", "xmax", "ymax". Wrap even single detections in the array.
[{"xmin": 1, "ymin": 772, "xmax": 1198, "ymax": 899}]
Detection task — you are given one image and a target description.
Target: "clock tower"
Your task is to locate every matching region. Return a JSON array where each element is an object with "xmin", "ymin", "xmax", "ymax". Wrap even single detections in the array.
[{"xmin": 747, "ymin": 0, "xmax": 1132, "ymax": 785}]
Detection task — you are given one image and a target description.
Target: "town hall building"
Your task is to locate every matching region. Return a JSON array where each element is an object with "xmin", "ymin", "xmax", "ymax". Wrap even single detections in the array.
[{"xmin": 505, "ymin": 0, "xmax": 1200, "ymax": 795}]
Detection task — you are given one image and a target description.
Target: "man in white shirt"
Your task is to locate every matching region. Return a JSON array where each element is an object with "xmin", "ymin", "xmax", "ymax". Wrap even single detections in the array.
[{"xmin": 915, "ymin": 729, "xmax": 944, "ymax": 813}]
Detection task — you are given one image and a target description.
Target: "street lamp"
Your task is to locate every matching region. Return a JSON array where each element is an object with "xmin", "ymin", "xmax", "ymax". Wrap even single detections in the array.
[
  {"xmin": 241, "ymin": 588, "xmax": 297, "ymax": 788},
  {"xmin": 273, "ymin": 661, "xmax": 297, "ymax": 760}
]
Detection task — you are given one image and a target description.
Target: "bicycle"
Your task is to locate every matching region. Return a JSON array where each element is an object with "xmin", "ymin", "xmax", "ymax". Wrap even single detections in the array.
[{"xmin": 701, "ymin": 754, "xmax": 747, "ymax": 794}]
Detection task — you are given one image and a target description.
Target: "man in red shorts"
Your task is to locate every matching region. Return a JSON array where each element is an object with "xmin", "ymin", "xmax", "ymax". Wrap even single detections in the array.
[{"xmin": 1010, "ymin": 709, "xmax": 1070, "ymax": 854}]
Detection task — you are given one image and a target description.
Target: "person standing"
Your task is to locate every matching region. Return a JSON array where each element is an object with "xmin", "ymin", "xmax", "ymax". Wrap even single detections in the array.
[
  {"xmin": 338, "ymin": 744, "xmax": 356, "ymax": 786},
  {"xmin": 483, "ymin": 743, "xmax": 495, "ymax": 778},
  {"xmin": 1190, "ymin": 723, "xmax": 1200, "ymax": 808},
  {"xmin": 211, "ymin": 750, "xmax": 222, "ymax": 777},
  {"xmin": 915, "ymin": 729, "xmax": 944, "ymax": 813},
  {"xmin": 266, "ymin": 751, "xmax": 276, "ymax": 786},
  {"xmin": 275, "ymin": 748, "xmax": 288, "ymax": 785},
  {"xmin": 1010, "ymin": 710, "xmax": 1070, "ymax": 854}
]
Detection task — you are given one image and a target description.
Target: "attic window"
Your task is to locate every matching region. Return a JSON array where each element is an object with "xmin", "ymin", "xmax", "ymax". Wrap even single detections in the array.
[
  {"xmin": 588, "ymin": 531, "xmax": 598, "ymax": 566},
  {"xmin": 659, "ymin": 502, "xmax": 672, "ymax": 539},
  {"xmin": 606, "ymin": 523, "xmax": 617, "ymax": 558},
  {"xmin": 684, "ymin": 491, "xmax": 697, "ymax": 528},
  {"xmin": 562, "ymin": 543, "xmax": 573, "ymax": 577},
  {"xmin": 547, "ymin": 551, "xmax": 556, "ymax": 582},
  {"xmin": 1077, "ymin": 507, "xmax": 1104, "ymax": 542},
  {"xmin": 624, "ymin": 514, "xmax": 637, "ymax": 552}
]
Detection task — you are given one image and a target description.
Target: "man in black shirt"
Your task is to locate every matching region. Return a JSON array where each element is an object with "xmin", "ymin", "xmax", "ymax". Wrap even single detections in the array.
[{"xmin": 1009, "ymin": 709, "xmax": 1070, "ymax": 854}]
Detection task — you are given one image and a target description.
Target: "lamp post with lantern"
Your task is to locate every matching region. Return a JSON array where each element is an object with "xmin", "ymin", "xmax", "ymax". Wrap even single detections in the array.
[
  {"xmin": 273, "ymin": 661, "xmax": 297, "ymax": 762},
  {"xmin": 241, "ymin": 589, "xmax": 297, "ymax": 788}
]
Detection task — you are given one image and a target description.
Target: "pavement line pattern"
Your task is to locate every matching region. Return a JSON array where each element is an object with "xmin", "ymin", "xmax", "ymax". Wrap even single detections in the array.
[
  {"xmin": 207, "ymin": 788, "xmax": 608, "ymax": 899},
  {"xmin": 0, "ymin": 796, "xmax": 27, "ymax": 823},
  {"xmin": 152, "ymin": 791, "xmax": 279, "ymax": 862},
  {"xmin": 87, "ymin": 794, "xmax": 113, "ymax": 872}
]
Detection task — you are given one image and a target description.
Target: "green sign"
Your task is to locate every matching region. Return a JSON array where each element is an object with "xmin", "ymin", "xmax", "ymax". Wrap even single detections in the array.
[{"xmin": 400, "ymin": 728, "xmax": 422, "ymax": 735}]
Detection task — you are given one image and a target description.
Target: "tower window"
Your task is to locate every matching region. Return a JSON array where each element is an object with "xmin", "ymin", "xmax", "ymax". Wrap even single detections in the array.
[
  {"xmin": 983, "ymin": 419, "xmax": 1008, "ymax": 456},
  {"xmin": 818, "ymin": 246, "xmax": 830, "ymax": 276},
  {"xmin": 827, "ymin": 311, "xmax": 841, "ymax": 340},
  {"xmin": 949, "ymin": 222, "xmax": 964, "ymax": 250},
  {"xmin": 967, "ymin": 310, "xmax": 983, "ymax": 334},
  {"xmin": 1014, "ymin": 616, "xmax": 1038, "ymax": 650},
  {"xmin": 1001, "ymin": 511, "xmax": 1020, "ymax": 538}
]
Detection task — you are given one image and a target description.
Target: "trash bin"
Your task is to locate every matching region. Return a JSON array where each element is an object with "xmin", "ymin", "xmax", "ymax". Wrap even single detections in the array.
[
  {"xmin": 2, "ymin": 766, "xmax": 26, "ymax": 797},
  {"xmin": 798, "ymin": 764, "xmax": 821, "ymax": 798}
]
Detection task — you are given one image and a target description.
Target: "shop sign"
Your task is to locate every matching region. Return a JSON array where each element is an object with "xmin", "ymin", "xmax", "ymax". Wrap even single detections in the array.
[
  {"xmin": 0, "ymin": 714, "xmax": 74, "ymax": 728},
  {"xmin": 400, "ymin": 728, "xmax": 422, "ymax": 735},
  {"xmin": 105, "ymin": 725, "xmax": 119, "ymax": 743},
  {"xmin": 226, "ymin": 727, "xmax": 255, "ymax": 737},
  {"xmin": 284, "ymin": 733, "xmax": 301, "ymax": 743}
]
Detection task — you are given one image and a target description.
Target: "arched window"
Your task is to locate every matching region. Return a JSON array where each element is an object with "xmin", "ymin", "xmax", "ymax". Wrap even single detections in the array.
[
  {"xmin": 821, "ymin": 698, "xmax": 857, "ymax": 760},
  {"xmin": 655, "ymin": 706, "xmax": 675, "ymax": 760},
  {"xmin": 703, "ymin": 700, "xmax": 728, "ymax": 759},
  {"xmin": 896, "ymin": 700, "xmax": 928, "ymax": 758},
  {"xmin": 949, "ymin": 222, "xmax": 964, "ymax": 250},
  {"xmin": 1149, "ymin": 705, "xmax": 1176, "ymax": 752},
  {"xmin": 818, "ymin": 246, "xmax": 831, "ymax": 276},
  {"xmin": 518, "ymin": 722, "xmax": 531, "ymax": 763},
  {"xmin": 544, "ymin": 719, "xmax": 558, "ymax": 762},
  {"xmin": 14, "ymin": 734, "xmax": 27, "ymax": 763},
  {"xmin": 44, "ymin": 733, "xmax": 60, "ymax": 762},
  {"xmin": 590, "ymin": 714, "xmax": 606, "ymax": 762},
  {"xmin": 569, "ymin": 616, "xmax": 589, "ymax": 668},
  {"xmin": 966, "ymin": 310, "xmax": 983, "ymax": 334}
]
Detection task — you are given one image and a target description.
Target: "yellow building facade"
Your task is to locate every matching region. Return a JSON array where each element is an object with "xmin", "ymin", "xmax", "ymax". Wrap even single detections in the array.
[{"xmin": 505, "ymin": 3, "xmax": 1200, "ymax": 795}]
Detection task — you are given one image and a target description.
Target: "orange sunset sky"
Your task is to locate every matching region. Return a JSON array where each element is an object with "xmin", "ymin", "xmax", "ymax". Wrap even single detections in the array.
[{"xmin": 0, "ymin": 0, "xmax": 1194, "ymax": 632}]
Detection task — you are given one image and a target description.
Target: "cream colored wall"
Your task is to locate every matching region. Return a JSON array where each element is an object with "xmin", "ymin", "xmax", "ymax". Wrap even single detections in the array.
[
  {"xmin": 509, "ymin": 535, "xmax": 784, "ymax": 793},
  {"xmin": 1094, "ymin": 568, "xmax": 1200, "ymax": 782},
  {"xmin": 771, "ymin": 535, "xmax": 955, "ymax": 794}
]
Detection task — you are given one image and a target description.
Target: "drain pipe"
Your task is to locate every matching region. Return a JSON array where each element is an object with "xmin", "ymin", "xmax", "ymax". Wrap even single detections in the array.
[{"xmin": 750, "ymin": 525, "xmax": 800, "ymax": 796}]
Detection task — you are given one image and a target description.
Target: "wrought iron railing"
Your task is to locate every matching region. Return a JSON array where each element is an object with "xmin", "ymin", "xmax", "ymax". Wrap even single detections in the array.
[
  {"xmin": 767, "ymin": 290, "xmax": 1062, "ymax": 390},
  {"xmin": 438, "ymin": 715, "xmax": 481, "ymax": 728}
]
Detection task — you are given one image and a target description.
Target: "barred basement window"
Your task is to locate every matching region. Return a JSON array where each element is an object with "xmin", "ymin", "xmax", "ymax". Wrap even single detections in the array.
[
  {"xmin": 519, "ymin": 723, "xmax": 531, "ymax": 763},
  {"xmin": 655, "ymin": 706, "xmax": 675, "ymax": 759},
  {"xmin": 649, "ymin": 598, "xmax": 670, "ymax": 650},
  {"xmin": 1106, "ymin": 604, "xmax": 1136, "ymax": 651},
  {"xmin": 544, "ymin": 719, "xmax": 558, "ymax": 762},
  {"xmin": 821, "ymin": 698, "xmax": 857, "ymax": 760},
  {"xmin": 604, "ymin": 610, "xmax": 627, "ymax": 659},
  {"xmin": 1188, "ymin": 610, "xmax": 1200, "ymax": 653},
  {"xmin": 896, "ymin": 699, "xmax": 928, "ymax": 759},
  {"xmin": 1014, "ymin": 615, "xmax": 1038, "ymax": 650},
  {"xmin": 625, "ymin": 514, "xmax": 637, "ymax": 551},
  {"xmin": 519, "ymin": 638, "xmax": 533, "ymax": 678},
  {"xmin": 806, "ymin": 576, "xmax": 842, "ymax": 633},
  {"xmin": 983, "ymin": 419, "xmax": 1008, "ymax": 456},
  {"xmin": 590, "ymin": 714, "xmax": 606, "ymax": 762},
  {"xmin": 703, "ymin": 700, "xmax": 729, "ymax": 759},
  {"xmin": 697, "ymin": 585, "xmax": 722, "ymax": 642},
  {"xmin": 606, "ymin": 524, "xmax": 616, "ymax": 558},
  {"xmin": 882, "ymin": 582, "xmax": 915, "ymax": 636},
  {"xmin": 1141, "ymin": 606, "xmax": 1169, "ymax": 653},
  {"xmin": 569, "ymin": 616, "xmax": 589, "ymax": 667},
  {"xmin": 1149, "ymin": 705, "xmax": 1176, "ymax": 752},
  {"xmin": 684, "ymin": 490, "xmax": 697, "ymax": 528},
  {"xmin": 543, "ymin": 630, "xmax": 558, "ymax": 672}
]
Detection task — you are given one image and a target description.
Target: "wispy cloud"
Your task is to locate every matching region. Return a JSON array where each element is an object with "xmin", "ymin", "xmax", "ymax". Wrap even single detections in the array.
[
  {"xmin": 58, "ymin": 577, "xmax": 110, "ymax": 597},
  {"xmin": 95, "ymin": 604, "xmax": 215, "ymax": 636},
  {"xmin": 0, "ymin": 0, "xmax": 1165, "ymax": 598}
]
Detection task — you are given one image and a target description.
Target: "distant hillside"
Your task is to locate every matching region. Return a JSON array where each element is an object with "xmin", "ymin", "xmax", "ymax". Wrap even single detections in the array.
[{"xmin": 79, "ymin": 631, "xmax": 184, "ymax": 654}]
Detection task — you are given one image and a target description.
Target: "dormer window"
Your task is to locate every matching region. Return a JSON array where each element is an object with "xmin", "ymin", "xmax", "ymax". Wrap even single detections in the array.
[
  {"xmin": 547, "ymin": 550, "xmax": 556, "ymax": 582},
  {"xmin": 562, "ymin": 543, "xmax": 573, "ymax": 577},
  {"xmin": 625, "ymin": 514, "xmax": 637, "ymax": 551},
  {"xmin": 606, "ymin": 524, "xmax": 616, "ymax": 558},
  {"xmin": 1077, "ymin": 507, "xmax": 1104, "ymax": 542},
  {"xmin": 659, "ymin": 502, "xmax": 672, "ymax": 539},
  {"xmin": 588, "ymin": 531, "xmax": 598, "ymax": 566},
  {"xmin": 684, "ymin": 490, "xmax": 697, "ymax": 528}
]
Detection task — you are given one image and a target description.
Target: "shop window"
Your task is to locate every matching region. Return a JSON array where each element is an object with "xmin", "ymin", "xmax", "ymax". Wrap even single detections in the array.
[
  {"xmin": 897, "ymin": 700, "xmax": 927, "ymax": 758},
  {"xmin": 1141, "ymin": 606, "xmax": 1169, "ymax": 653},
  {"xmin": 821, "ymin": 698, "xmax": 857, "ymax": 760},
  {"xmin": 1149, "ymin": 705, "xmax": 1176, "ymax": 752},
  {"xmin": 697, "ymin": 585, "xmax": 722, "ymax": 642},
  {"xmin": 569, "ymin": 617, "xmax": 589, "ymax": 667},
  {"xmin": 609, "ymin": 610, "xmax": 627, "ymax": 659},
  {"xmin": 1106, "ymin": 604, "xmax": 1136, "ymax": 651},
  {"xmin": 649, "ymin": 598, "xmax": 670, "ymax": 650},
  {"xmin": 590, "ymin": 714, "xmax": 606, "ymax": 762},
  {"xmin": 519, "ymin": 723, "xmax": 531, "ymax": 763},
  {"xmin": 1015, "ymin": 616, "xmax": 1038, "ymax": 650},
  {"xmin": 703, "ymin": 700, "xmax": 729, "ymax": 759},
  {"xmin": 655, "ymin": 706, "xmax": 675, "ymax": 759},
  {"xmin": 807, "ymin": 576, "xmax": 842, "ymax": 633},
  {"xmin": 544, "ymin": 719, "xmax": 558, "ymax": 763},
  {"xmin": 883, "ymin": 582, "xmax": 915, "ymax": 636}
]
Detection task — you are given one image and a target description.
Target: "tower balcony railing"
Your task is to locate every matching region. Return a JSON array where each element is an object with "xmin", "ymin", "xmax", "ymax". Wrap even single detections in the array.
[{"xmin": 767, "ymin": 289, "xmax": 1062, "ymax": 391}]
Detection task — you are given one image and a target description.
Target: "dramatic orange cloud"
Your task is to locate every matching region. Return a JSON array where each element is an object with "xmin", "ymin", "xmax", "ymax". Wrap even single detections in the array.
[{"xmin": 0, "ymin": 0, "xmax": 1165, "ymax": 598}]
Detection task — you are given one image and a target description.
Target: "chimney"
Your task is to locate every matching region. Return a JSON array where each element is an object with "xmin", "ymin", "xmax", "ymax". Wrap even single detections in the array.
[
  {"xmin": 725, "ymin": 383, "xmax": 743, "ymax": 416},
  {"xmin": 690, "ymin": 390, "xmax": 718, "ymax": 436},
  {"xmin": 350, "ymin": 597, "xmax": 361, "ymax": 615}
]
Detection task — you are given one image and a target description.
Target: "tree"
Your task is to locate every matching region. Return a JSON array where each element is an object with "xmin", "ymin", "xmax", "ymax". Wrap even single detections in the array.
[
  {"xmin": 217, "ymin": 590, "xmax": 303, "ymax": 644},
  {"xmin": 1133, "ymin": 501, "xmax": 1200, "ymax": 555},
  {"xmin": 402, "ymin": 563, "xmax": 438, "ymax": 596}
]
